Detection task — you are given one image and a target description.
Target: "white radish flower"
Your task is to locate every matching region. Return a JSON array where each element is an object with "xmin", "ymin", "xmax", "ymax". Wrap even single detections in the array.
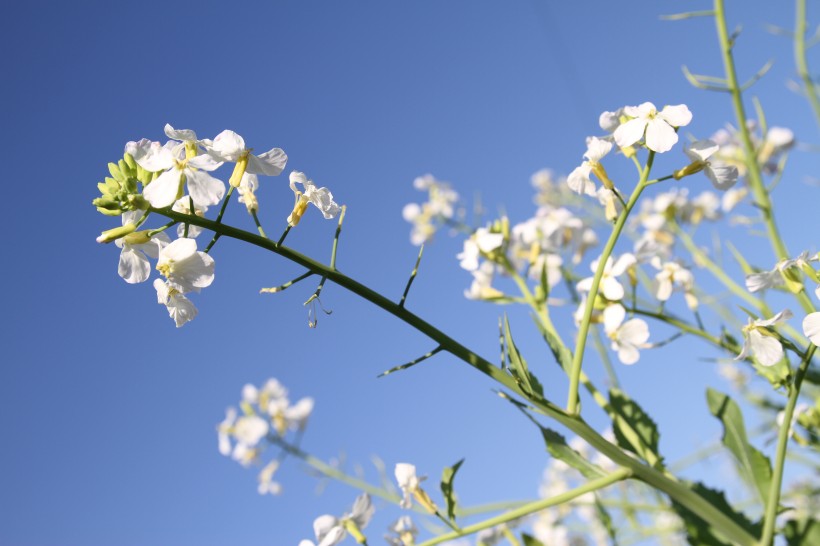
[
  {"xmin": 457, "ymin": 228, "xmax": 504, "ymax": 271},
  {"xmin": 126, "ymin": 138, "xmax": 225, "ymax": 208},
  {"xmin": 614, "ymin": 102, "xmax": 692, "ymax": 153},
  {"xmin": 603, "ymin": 304, "xmax": 650, "ymax": 365},
  {"xmin": 736, "ymin": 310, "xmax": 793, "ymax": 367},
  {"xmin": 287, "ymin": 171, "xmax": 341, "ymax": 226},
  {"xmin": 803, "ymin": 312, "xmax": 820, "ymax": 346},
  {"xmin": 576, "ymin": 253, "xmax": 636, "ymax": 301},
  {"xmin": 567, "ymin": 137, "xmax": 613, "ymax": 196},
  {"xmin": 115, "ymin": 211, "xmax": 170, "ymax": 284},
  {"xmin": 156, "ymin": 238, "xmax": 215, "ymax": 293},
  {"xmin": 674, "ymin": 140, "xmax": 739, "ymax": 190},
  {"xmin": 204, "ymin": 129, "xmax": 287, "ymax": 187},
  {"xmin": 153, "ymin": 279, "xmax": 198, "ymax": 327}
]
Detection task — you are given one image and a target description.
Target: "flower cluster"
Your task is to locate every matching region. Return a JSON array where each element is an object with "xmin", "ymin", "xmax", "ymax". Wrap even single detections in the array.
[
  {"xmin": 403, "ymin": 174, "xmax": 461, "ymax": 245},
  {"xmin": 94, "ymin": 124, "xmax": 342, "ymax": 327}
]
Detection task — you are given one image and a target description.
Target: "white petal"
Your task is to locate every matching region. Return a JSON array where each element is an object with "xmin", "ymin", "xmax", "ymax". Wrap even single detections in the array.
[
  {"xmin": 313, "ymin": 515, "xmax": 341, "ymax": 543},
  {"xmin": 160, "ymin": 238, "xmax": 197, "ymax": 263},
  {"xmin": 619, "ymin": 318, "xmax": 650, "ymax": 345},
  {"xmin": 655, "ymin": 278, "xmax": 673, "ymax": 301},
  {"xmin": 567, "ymin": 165, "xmax": 596, "ymax": 196},
  {"xmin": 645, "ymin": 118, "xmax": 678, "ymax": 153},
  {"xmin": 611, "ymin": 253, "xmax": 637, "ymax": 276},
  {"xmin": 601, "ymin": 277, "xmax": 625, "ymax": 301},
  {"xmin": 749, "ymin": 330, "xmax": 783, "ymax": 366},
  {"xmin": 603, "ymin": 304, "xmax": 626, "ymax": 334},
  {"xmin": 248, "ymin": 148, "xmax": 288, "ymax": 176},
  {"xmin": 802, "ymin": 312, "xmax": 820, "ymax": 346},
  {"xmin": 624, "ymin": 102, "xmax": 656, "ymax": 118},
  {"xmin": 167, "ymin": 292, "xmax": 198, "ymax": 327},
  {"xmin": 659, "ymin": 104, "xmax": 693, "ymax": 127},
  {"xmin": 118, "ymin": 247, "xmax": 150, "ymax": 284},
  {"xmin": 289, "ymin": 171, "xmax": 308, "ymax": 192},
  {"xmin": 143, "ymin": 168, "xmax": 183, "ymax": 208},
  {"xmin": 584, "ymin": 137, "xmax": 612, "ymax": 162},
  {"xmin": 599, "ymin": 109, "xmax": 621, "ymax": 132},
  {"xmin": 185, "ymin": 168, "xmax": 226, "ymax": 207},
  {"xmin": 617, "ymin": 343, "xmax": 641, "ymax": 365},
  {"xmin": 683, "ymin": 139, "xmax": 718, "ymax": 162},
  {"xmin": 614, "ymin": 118, "xmax": 648, "ymax": 148},
  {"xmin": 164, "ymin": 124, "xmax": 198, "ymax": 142},
  {"xmin": 208, "ymin": 130, "xmax": 246, "ymax": 161},
  {"xmin": 125, "ymin": 139, "xmax": 175, "ymax": 172},
  {"xmin": 757, "ymin": 309, "xmax": 793, "ymax": 327},
  {"xmin": 188, "ymin": 154, "xmax": 223, "ymax": 172},
  {"xmin": 705, "ymin": 163, "xmax": 739, "ymax": 191}
]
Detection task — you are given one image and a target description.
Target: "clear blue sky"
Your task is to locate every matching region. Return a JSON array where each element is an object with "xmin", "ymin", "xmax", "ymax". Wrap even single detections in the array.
[{"xmin": 1, "ymin": 1, "xmax": 817, "ymax": 545}]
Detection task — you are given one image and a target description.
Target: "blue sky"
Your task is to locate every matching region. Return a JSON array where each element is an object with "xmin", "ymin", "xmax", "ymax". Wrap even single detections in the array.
[{"xmin": 1, "ymin": 1, "xmax": 818, "ymax": 545}]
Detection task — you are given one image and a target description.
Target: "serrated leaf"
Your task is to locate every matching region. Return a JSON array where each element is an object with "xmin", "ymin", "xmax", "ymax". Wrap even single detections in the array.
[
  {"xmin": 670, "ymin": 482, "xmax": 760, "ymax": 546},
  {"xmin": 521, "ymin": 534, "xmax": 545, "ymax": 546},
  {"xmin": 784, "ymin": 517, "xmax": 820, "ymax": 546},
  {"xmin": 503, "ymin": 316, "xmax": 543, "ymax": 397},
  {"xmin": 706, "ymin": 388, "xmax": 773, "ymax": 505},
  {"xmin": 540, "ymin": 427, "xmax": 606, "ymax": 479},
  {"xmin": 440, "ymin": 458, "xmax": 464, "ymax": 522},
  {"xmin": 531, "ymin": 312, "xmax": 573, "ymax": 374},
  {"xmin": 609, "ymin": 388, "xmax": 663, "ymax": 468}
]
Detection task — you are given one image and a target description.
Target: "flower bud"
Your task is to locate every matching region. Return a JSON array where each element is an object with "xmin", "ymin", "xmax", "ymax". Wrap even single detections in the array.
[{"xmin": 96, "ymin": 223, "xmax": 137, "ymax": 244}]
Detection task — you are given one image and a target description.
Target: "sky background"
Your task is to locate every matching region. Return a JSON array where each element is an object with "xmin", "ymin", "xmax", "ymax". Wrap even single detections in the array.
[{"xmin": 1, "ymin": 1, "xmax": 819, "ymax": 545}]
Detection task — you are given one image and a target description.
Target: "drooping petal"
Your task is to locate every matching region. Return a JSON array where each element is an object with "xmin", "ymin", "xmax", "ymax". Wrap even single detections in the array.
[
  {"xmin": 167, "ymin": 292, "xmax": 198, "ymax": 327},
  {"xmin": 614, "ymin": 118, "xmax": 648, "ymax": 148},
  {"xmin": 802, "ymin": 312, "xmax": 820, "ymax": 346},
  {"xmin": 164, "ymin": 124, "xmax": 198, "ymax": 142},
  {"xmin": 645, "ymin": 117, "xmax": 679, "ymax": 153},
  {"xmin": 185, "ymin": 167, "xmax": 226, "ymax": 207},
  {"xmin": 705, "ymin": 163, "xmax": 739, "ymax": 191},
  {"xmin": 248, "ymin": 148, "xmax": 288, "ymax": 176},
  {"xmin": 659, "ymin": 104, "xmax": 693, "ymax": 127},
  {"xmin": 143, "ymin": 168, "xmax": 183, "ymax": 208},
  {"xmin": 347, "ymin": 493, "xmax": 375, "ymax": 529},
  {"xmin": 748, "ymin": 329, "xmax": 784, "ymax": 366},
  {"xmin": 118, "ymin": 247, "xmax": 150, "ymax": 284},
  {"xmin": 305, "ymin": 186, "xmax": 341, "ymax": 219},
  {"xmin": 290, "ymin": 171, "xmax": 308, "ymax": 192},
  {"xmin": 567, "ymin": 165, "xmax": 596, "ymax": 196},
  {"xmin": 683, "ymin": 140, "xmax": 719, "ymax": 163}
]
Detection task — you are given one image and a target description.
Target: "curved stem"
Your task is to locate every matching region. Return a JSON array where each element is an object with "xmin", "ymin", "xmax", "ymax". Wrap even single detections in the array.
[
  {"xmin": 148, "ymin": 206, "xmax": 759, "ymax": 546},
  {"xmin": 714, "ymin": 0, "xmax": 790, "ymax": 263},
  {"xmin": 416, "ymin": 468, "xmax": 632, "ymax": 546},
  {"xmin": 567, "ymin": 153, "xmax": 654, "ymax": 415},
  {"xmin": 759, "ymin": 344, "xmax": 817, "ymax": 546},
  {"xmin": 795, "ymin": 0, "xmax": 820, "ymax": 131}
]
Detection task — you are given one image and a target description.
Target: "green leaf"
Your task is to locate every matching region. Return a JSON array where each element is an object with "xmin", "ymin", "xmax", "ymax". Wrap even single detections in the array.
[
  {"xmin": 440, "ymin": 458, "xmax": 464, "ymax": 522},
  {"xmin": 530, "ymin": 312, "xmax": 573, "ymax": 374},
  {"xmin": 609, "ymin": 388, "xmax": 663, "ymax": 468},
  {"xmin": 670, "ymin": 482, "xmax": 759, "ymax": 546},
  {"xmin": 503, "ymin": 316, "xmax": 543, "ymax": 397},
  {"xmin": 784, "ymin": 517, "xmax": 820, "ymax": 546},
  {"xmin": 706, "ymin": 388, "xmax": 773, "ymax": 504},
  {"xmin": 521, "ymin": 534, "xmax": 546, "ymax": 546},
  {"xmin": 540, "ymin": 427, "xmax": 606, "ymax": 479},
  {"xmin": 595, "ymin": 497, "xmax": 619, "ymax": 545}
]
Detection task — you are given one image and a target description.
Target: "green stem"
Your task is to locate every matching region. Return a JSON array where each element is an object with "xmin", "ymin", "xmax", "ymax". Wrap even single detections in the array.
[
  {"xmin": 149, "ymin": 207, "xmax": 759, "ymax": 546},
  {"xmin": 399, "ymin": 245, "xmax": 425, "ymax": 308},
  {"xmin": 795, "ymin": 0, "xmax": 820, "ymax": 130},
  {"xmin": 416, "ymin": 469, "xmax": 632, "ymax": 546},
  {"xmin": 714, "ymin": 0, "xmax": 790, "ymax": 263},
  {"xmin": 759, "ymin": 344, "xmax": 817, "ymax": 546},
  {"xmin": 204, "ymin": 186, "xmax": 235, "ymax": 253},
  {"xmin": 251, "ymin": 210, "xmax": 267, "ymax": 238},
  {"xmin": 567, "ymin": 153, "xmax": 654, "ymax": 415}
]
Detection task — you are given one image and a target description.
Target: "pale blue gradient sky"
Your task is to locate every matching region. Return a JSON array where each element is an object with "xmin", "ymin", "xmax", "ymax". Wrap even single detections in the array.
[{"xmin": 1, "ymin": 1, "xmax": 818, "ymax": 545}]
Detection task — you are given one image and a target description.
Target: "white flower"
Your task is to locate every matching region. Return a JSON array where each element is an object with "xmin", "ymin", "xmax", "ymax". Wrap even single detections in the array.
[
  {"xmin": 301, "ymin": 494, "xmax": 374, "ymax": 546},
  {"xmin": 126, "ymin": 138, "xmax": 225, "ymax": 208},
  {"xmin": 464, "ymin": 261, "xmax": 503, "ymax": 300},
  {"xmin": 599, "ymin": 108, "xmax": 624, "ymax": 133},
  {"xmin": 257, "ymin": 460, "xmax": 282, "ymax": 496},
  {"xmin": 457, "ymin": 228, "xmax": 504, "ymax": 271},
  {"xmin": 395, "ymin": 463, "xmax": 437, "ymax": 512},
  {"xmin": 678, "ymin": 140, "xmax": 739, "ymax": 190},
  {"xmin": 596, "ymin": 186, "xmax": 622, "ymax": 221},
  {"xmin": 721, "ymin": 187, "xmax": 748, "ymax": 212},
  {"xmin": 603, "ymin": 304, "xmax": 650, "ymax": 365},
  {"xmin": 385, "ymin": 516, "xmax": 418, "ymax": 546},
  {"xmin": 576, "ymin": 253, "xmax": 636, "ymax": 301},
  {"xmin": 803, "ymin": 312, "xmax": 820, "ymax": 346},
  {"xmin": 288, "ymin": 171, "xmax": 341, "ymax": 226},
  {"xmin": 651, "ymin": 258, "xmax": 694, "ymax": 302},
  {"xmin": 156, "ymin": 238, "xmax": 215, "ymax": 293},
  {"xmin": 746, "ymin": 252, "xmax": 817, "ymax": 294},
  {"xmin": 232, "ymin": 414, "xmax": 269, "ymax": 447},
  {"xmin": 567, "ymin": 137, "xmax": 613, "ymax": 196},
  {"xmin": 614, "ymin": 102, "xmax": 692, "ymax": 153},
  {"xmin": 115, "ymin": 211, "xmax": 170, "ymax": 284},
  {"xmin": 204, "ymin": 129, "xmax": 288, "ymax": 179},
  {"xmin": 153, "ymin": 279, "xmax": 198, "ymax": 327},
  {"xmin": 268, "ymin": 396, "xmax": 314, "ymax": 435},
  {"xmin": 736, "ymin": 310, "xmax": 793, "ymax": 366}
]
